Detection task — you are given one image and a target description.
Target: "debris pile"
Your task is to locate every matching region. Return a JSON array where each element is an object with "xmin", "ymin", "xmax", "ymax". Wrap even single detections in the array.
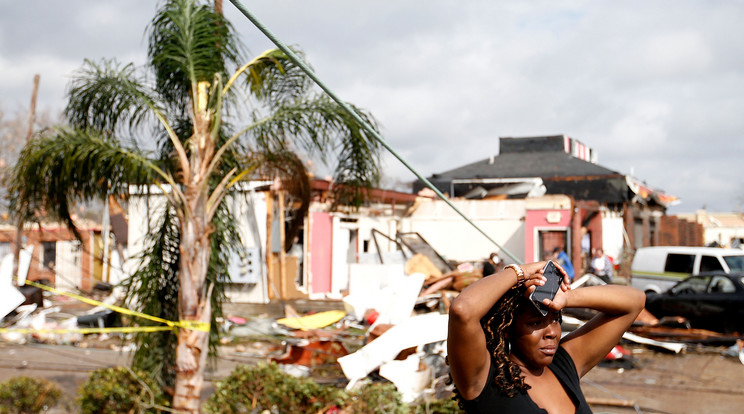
[{"xmin": 215, "ymin": 255, "xmax": 743, "ymax": 405}]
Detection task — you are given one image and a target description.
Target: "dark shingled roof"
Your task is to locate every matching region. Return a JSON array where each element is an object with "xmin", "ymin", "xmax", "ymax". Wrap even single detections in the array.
[
  {"xmin": 430, "ymin": 150, "xmax": 619, "ymax": 180},
  {"xmin": 415, "ymin": 136, "xmax": 630, "ymax": 204}
]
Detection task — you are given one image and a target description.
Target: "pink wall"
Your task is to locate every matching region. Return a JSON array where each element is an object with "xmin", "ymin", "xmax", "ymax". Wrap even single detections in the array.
[
  {"xmin": 309, "ymin": 212, "xmax": 333, "ymax": 294},
  {"xmin": 525, "ymin": 209, "xmax": 572, "ymax": 262}
]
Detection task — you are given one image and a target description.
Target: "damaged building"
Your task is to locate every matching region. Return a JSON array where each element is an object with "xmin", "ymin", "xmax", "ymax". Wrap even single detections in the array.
[
  {"xmin": 413, "ymin": 135, "xmax": 700, "ymax": 275},
  {"xmin": 124, "ymin": 136, "xmax": 702, "ymax": 303}
]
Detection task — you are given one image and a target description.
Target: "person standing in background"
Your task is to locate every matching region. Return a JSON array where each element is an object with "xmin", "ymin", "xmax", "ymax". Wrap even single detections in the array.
[
  {"xmin": 482, "ymin": 252, "xmax": 501, "ymax": 277},
  {"xmin": 590, "ymin": 248, "xmax": 614, "ymax": 284},
  {"xmin": 552, "ymin": 247, "xmax": 575, "ymax": 282}
]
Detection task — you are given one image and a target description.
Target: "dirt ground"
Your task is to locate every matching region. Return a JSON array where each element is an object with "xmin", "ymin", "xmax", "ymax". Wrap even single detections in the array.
[
  {"xmin": 582, "ymin": 344, "xmax": 744, "ymax": 414},
  {"xmin": 1, "ymin": 340, "xmax": 743, "ymax": 413}
]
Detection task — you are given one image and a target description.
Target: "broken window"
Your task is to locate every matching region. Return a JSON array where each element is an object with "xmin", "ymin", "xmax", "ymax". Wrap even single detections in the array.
[{"xmin": 41, "ymin": 241, "xmax": 56, "ymax": 269}]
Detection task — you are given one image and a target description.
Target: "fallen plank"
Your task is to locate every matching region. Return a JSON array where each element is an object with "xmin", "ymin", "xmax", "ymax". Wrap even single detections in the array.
[{"xmin": 585, "ymin": 397, "xmax": 637, "ymax": 408}]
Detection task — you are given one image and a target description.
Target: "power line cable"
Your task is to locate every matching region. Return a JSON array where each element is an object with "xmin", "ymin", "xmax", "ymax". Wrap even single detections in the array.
[{"xmin": 228, "ymin": 0, "xmax": 522, "ymax": 264}]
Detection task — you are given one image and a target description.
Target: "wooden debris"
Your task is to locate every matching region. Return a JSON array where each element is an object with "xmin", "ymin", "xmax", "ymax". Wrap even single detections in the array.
[{"xmin": 404, "ymin": 254, "xmax": 443, "ymax": 281}]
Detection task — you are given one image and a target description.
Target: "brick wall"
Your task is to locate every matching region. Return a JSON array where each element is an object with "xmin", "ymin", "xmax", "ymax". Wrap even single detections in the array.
[{"xmin": 659, "ymin": 216, "xmax": 703, "ymax": 246}]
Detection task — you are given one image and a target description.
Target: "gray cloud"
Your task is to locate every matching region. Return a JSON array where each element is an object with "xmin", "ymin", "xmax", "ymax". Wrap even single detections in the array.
[{"xmin": 1, "ymin": 0, "xmax": 742, "ymax": 213}]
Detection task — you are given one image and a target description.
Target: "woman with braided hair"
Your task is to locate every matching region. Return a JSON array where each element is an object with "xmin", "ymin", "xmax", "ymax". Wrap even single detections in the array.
[{"xmin": 447, "ymin": 261, "xmax": 645, "ymax": 413}]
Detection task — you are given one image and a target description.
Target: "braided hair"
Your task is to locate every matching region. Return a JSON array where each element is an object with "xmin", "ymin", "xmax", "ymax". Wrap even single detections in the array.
[
  {"xmin": 450, "ymin": 285, "xmax": 530, "ymax": 407},
  {"xmin": 480, "ymin": 286, "xmax": 531, "ymax": 397}
]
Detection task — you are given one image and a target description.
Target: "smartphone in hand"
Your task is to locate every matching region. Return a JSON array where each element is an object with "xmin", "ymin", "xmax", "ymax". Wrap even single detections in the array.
[{"xmin": 529, "ymin": 260, "xmax": 563, "ymax": 316}]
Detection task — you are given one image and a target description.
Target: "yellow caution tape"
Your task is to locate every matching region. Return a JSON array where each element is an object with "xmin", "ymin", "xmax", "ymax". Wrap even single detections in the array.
[
  {"xmin": 4, "ymin": 280, "xmax": 211, "ymax": 334},
  {"xmin": 176, "ymin": 320, "xmax": 211, "ymax": 332}
]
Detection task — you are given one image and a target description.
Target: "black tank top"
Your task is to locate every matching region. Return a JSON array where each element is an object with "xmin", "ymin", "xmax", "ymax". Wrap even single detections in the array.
[{"xmin": 461, "ymin": 346, "xmax": 593, "ymax": 413}]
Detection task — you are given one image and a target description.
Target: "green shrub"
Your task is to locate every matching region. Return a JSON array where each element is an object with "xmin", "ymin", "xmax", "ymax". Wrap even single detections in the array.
[
  {"xmin": 204, "ymin": 363, "xmax": 457, "ymax": 414},
  {"xmin": 77, "ymin": 367, "xmax": 169, "ymax": 414},
  {"xmin": 204, "ymin": 362, "xmax": 347, "ymax": 414},
  {"xmin": 344, "ymin": 382, "xmax": 408, "ymax": 414},
  {"xmin": 0, "ymin": 376, "xmax": 61, "ymax": 414},
  {"xmin": 411, "ymin": 397, "xmax": 464, "ymax": 414}
]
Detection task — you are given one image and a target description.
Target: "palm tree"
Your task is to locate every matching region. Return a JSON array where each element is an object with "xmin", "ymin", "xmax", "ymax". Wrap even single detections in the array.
[{"xmin": 9, "ymin": 0, "xmax": 380, "ymax": 411}]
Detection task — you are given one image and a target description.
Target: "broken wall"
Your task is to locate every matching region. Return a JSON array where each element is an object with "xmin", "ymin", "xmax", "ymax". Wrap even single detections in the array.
[{"xmin": 400, "ymin": 198, "xmax": 526, "ymax": 263}]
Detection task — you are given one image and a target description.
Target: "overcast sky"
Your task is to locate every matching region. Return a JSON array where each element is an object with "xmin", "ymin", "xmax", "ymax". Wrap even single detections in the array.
[{"xmin": 1, "ymin": 0, "xmax": 743, "ymax": 214}]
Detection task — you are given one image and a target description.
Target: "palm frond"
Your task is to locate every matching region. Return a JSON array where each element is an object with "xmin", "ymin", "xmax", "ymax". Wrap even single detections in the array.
[
  {"xmin": 148, "ymin": 0, "xmax": 243, "ymax": 110},
  {"xmin": 62, "ymin": 59, "xmax": 193, "ymax": 179},
  {"xmin": 227, "ymin": 48, "xmax": 310, "ymax": 107},
  {"xmin": 247, "ymin": 95, "xmax": 381, "ymax": 192},
  {"xmin": 123, "ymin": 205, "xmax": 181, "ymax": 389},
  {"xmin": 328, "ymin": 103, "xmax": 381, "ymax": 207},
  {"xmin": 206, "ymin": 201, "xmax": 238, "ymax": 363},
  {"xmin": 9, "ymin": 127, "xmax": 160, "ymax": 232},
  {"xmin": 64, "ymin": 59, "xmax": 158, "ymax": 137}
]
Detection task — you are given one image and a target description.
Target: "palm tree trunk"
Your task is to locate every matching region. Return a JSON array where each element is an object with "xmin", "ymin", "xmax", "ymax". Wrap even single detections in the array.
[
  {"xmin": 173, "ymin": 314, "xmax": 210, "ymax": 412},
  {"xmin": 173, "ymin": 325, "xmax": 210, "ymax": 412},
  {"xmin": 173, "ymin": 116, "xmax": 215, "ymax": 412},
  {"xmin": 172, "ymin": 210, "xmax": 212, "ymax": 412}
]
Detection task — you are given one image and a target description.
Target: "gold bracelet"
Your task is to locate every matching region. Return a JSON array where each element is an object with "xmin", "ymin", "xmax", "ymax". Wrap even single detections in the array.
[{"xmin": 504, "ymin": 264, "xmax": 525, "ymax": 287}]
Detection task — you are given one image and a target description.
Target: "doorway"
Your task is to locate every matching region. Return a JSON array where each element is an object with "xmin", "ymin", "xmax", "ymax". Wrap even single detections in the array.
[{"xmin": 538, "ymin": 230, "xmax": 569, "ymax": 261}]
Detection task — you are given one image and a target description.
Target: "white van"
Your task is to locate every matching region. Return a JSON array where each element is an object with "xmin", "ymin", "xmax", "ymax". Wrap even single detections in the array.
[{"xmin": 631, "ymin": 246, "xmax": 744, "ymax": 293}]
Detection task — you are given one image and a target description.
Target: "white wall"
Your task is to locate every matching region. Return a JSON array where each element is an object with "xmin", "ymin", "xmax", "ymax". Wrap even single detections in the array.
[
  {"xmin": 400, "ymin": 199, "xmax": 526, "ymax": 263},
  {"xmin": 323, "ymin": 210, "xmax": 404, "ymax": 296},
  {"xmin": 601, "ymin": 209, "xmax": 626, "ymax": 261},
  {"xmin": 704, "ymin": 227, "xmax": 744, "ymax": 247},
  {"xmin": 224, "ymin": 190, "xmax": 269, "ymax": 303},
  {"xmin": 55, "ymin": 241, "xmax": 82, "ymax": 291},
  {"xmin": 127, "ymin": 187, "xmax": 170, "ymax": 262}
]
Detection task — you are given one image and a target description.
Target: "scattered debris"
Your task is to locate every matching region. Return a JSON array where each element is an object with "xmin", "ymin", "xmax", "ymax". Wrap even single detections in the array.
[
  {"xmin": 722, "ymin": 339, "xmax": 744, "ymax": 365},
  {"xmin": 226, "ymin": 315, "xmax": 293, "ymax": 338},
  {"xmin": 599, "ymin": 345, "xmax": 636, "ymax": 370},
  {"xmin": 0, "ymin": 285, "xmax": 26, "ymax": 321},
  {"xmin": 379, "ymin": 353, "xmax": 432, "ymax": 403},
  {"xmin": 404, "ymin": 253, "xmax": 442, "ymax": 281},
  {"xmin": 337, "ymin": 312, "xmax": 448, "ymax": 389},
  {"xmin": 277, "ymin": 310, "xmax": 346, "ymax": 331},
  {"xmin": 629, "ymin": 325, "xmax": 740, "ymax": 345},
  {"xmin": 621, "ymin": 331, "xmax": 687, "ymax": 354},
  {"xmin": 77, "ymin": 309, "xmax": 117, "ymax": 329},
  {"xmin": 272, "ymin": 339, "xmax": 349, "ymax": 368}
]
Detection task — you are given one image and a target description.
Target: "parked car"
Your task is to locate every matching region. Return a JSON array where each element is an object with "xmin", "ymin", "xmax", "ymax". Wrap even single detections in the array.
[
  {"xmin": 644, "ymin": 272, "xmax": 744, "ymax": 333},
  {"xmin": 631, "ymin": 246, "xmax": 744, "ymax": 293}
]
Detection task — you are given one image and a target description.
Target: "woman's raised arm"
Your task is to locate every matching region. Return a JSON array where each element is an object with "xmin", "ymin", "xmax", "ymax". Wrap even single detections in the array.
[
  {"xmin": 552, "ymin": 285, "xmax": 645, "ymax": 377},
  {"xmin": 447, "ymin": 261, "xmax": 549, "ymax": 399}
]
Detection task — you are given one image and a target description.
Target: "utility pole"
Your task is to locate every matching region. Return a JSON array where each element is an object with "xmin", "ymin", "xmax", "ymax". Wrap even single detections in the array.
[
  {"xmin": 26, "ymin": 74, "xmax": 40, "ymax": 141},
  {"xmin": 13, "ymin": 74, "xmax": 40, "ymax": 286}
]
